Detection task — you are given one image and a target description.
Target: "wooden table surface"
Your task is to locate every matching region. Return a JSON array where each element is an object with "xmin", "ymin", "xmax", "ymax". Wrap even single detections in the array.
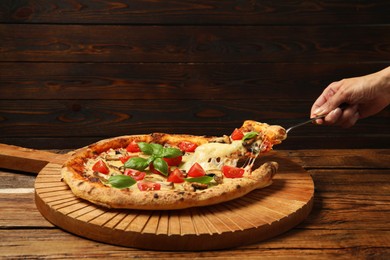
[{"xmin": 1, "ymin": 149, "xmax": 389, "ymax": 259}]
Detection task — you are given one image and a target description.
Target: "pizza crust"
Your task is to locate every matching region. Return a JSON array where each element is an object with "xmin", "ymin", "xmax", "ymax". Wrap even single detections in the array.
[{"xmin": 62, "ymin": 158, "xmax": 277, "ymax": 210}]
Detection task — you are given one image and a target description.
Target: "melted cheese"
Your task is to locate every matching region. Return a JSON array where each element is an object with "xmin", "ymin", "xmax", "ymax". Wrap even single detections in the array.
[{"xmin": 181, "ymin": 141, "xmax": 244, "ymax": 172}]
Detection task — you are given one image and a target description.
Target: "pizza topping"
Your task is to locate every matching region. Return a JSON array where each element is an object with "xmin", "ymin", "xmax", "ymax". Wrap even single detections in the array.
[
  {"xmin": 190, "ymin": 182, "xmax": 209, "ymax": 191},
  {"xmin": 126, "ymin": 141, "xmax": 141, "ymax": 153},
  {"xmin": 178, "ymin": 141, "xmax": 198, "ymax": 152},
  {"xmin": 85, "ymin": 133, "xmax": 262, "ymax": 191},
  {"xmin": 260, "ymin": 139, "xmax": 272, "ymax": 153},
  {"xmin": 104, "ymin": 154, "xmax": 121, "ymax": 161},
  {"xmin": 242, "ymin": 131, "xmax": 258, "ymax": 141},
  {"xmin": 137, "ymin": 181, "xmax": 161, "ymax": 191},
  {"xmin": 221, "ymin": 165, "xmax": 245, "ymax": 178},
  {"xmin": 212, "ymin": 173, "xmax": 224, "ymax": 184},
  {"xmin": 167, "ymin": 168, "xmax": 185, "ymax": 183},
  {"xmin": 92, "ymin": 160, "xmax": 109, "ymax": 174},
  {"xmin": 124, "ymin": 169, "xmax": 146, "ymax": 181},
  {"xmin": 152, "ymin": 158, "xmax": 169, "ymax": 176},
  {"xmin": 148, "ymin": 161, "xmax": 166, "ymax": 176},
  {"xmin": 91, "ymin": 171, "xmax": 110, "ymax": 182},
  {"xmin": 124, "ymin": 157, "xmax": 150, "ymax": 171},
  {"xmin": 163, "ymin": 155, "xmax": 182, "ymax": 166},
  {"xmin": 120, "ymin": 155, "xmax": 132, "ymax": 164},
  {"xmin": 108, "ymin": 175, "xmax": 136, "ymax": 189},
  {"xmin": 187, "ymin": 162, "xmax": 206, "ymax": 177},
  {"xmin": 143, "ymin": 172, "xmax": 166, "ymax": 183},
  {"xmin": 88, "ymin": 177, "xmax": 100, "ymax": 183},
  {"xmin": 81, "ymin": 122, "xmax": 282, "ymax": 193},
  {"xmin": 181, "ymin": 141, "xmax": 244, "ymax": 172},
  {"xmin": 124, "ymin": 142, "xmax": 182, "ymax": 176},
  {"xmin": 231, "ymin": 128, "xmax": 244, "ymax": 140},
  {"xmin": 185, "ymin": 175, "xmax": 214, "ymax": 184}
]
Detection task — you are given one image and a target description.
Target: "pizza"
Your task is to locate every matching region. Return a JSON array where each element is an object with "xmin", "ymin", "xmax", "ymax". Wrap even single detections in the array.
[{"xmin": 61, "ymin": 120, "xmax": 287, "ymax": 210}]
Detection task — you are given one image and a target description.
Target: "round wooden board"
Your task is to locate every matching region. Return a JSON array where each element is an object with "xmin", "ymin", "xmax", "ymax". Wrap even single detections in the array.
[{"xmin": 34, "ymin": 153, "xmax": 314, "ymax": 251}]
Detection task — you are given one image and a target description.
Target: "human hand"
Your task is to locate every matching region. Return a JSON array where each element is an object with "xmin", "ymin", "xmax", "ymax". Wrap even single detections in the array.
[{"xmin": 310, "ymin": 67, "xmax": 390, "ymax": 128}]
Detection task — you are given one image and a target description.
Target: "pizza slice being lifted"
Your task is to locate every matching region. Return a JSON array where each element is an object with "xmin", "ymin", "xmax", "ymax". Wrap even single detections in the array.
[{"xmin": 61, "ymin": 120, "xmax": 287, "ymax": 210}]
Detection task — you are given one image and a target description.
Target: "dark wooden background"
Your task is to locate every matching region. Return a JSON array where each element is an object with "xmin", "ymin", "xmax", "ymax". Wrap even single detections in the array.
[{"xmin": 0, "ymin": 0, "xmax": 389, "ymax": 150}]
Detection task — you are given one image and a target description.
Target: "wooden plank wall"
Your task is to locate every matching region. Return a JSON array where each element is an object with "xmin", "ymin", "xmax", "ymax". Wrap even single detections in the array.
[{"xmin": 0, "ymin": 0, "xmax": 389, "ymax": 150}]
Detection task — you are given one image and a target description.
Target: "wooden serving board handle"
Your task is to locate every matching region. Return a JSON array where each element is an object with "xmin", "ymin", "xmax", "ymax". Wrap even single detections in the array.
[{"xmin": 0, "ymin": 143, "xmax": 69, "ymax": 174}]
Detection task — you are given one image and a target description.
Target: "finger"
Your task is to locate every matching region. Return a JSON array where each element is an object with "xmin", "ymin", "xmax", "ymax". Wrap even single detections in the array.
[
  {"xmin": 313, "ymin": 117, "xmax": 324, "ymax": 125},
  {"xmin": 341, "ymin": 112, "xmax": 360, "ymax": 128},
  {"xmin": 322, "ymin": 107, "xmax": 343, "ymax": 125},
  {"xmin": 311, "ymin": 81, "xmax": 342, "ymax": 117},
  {"xmin": 311, "ymin": 95, "xmax": 328, "ymax": 117},
  {"xmin": 337, "ymin": 105, "xmax": 360, "ymax": 128}
]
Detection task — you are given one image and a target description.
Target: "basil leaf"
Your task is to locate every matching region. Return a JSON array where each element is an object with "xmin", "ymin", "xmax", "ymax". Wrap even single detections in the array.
[
  {"xmin": 185, "ymin": 176, "xmax": 214, "ymax": 184},
  {"xmin": 124, "ymin": 157, "xmax": 148, "ymax": 170},
  {"xmin": 150, "ymin": 143, "xmax": 164, "ymax": 156},
  {"xmin": 162, "ymin": 147, "xmax": 183, "ymax": 158},
  {"xmin": 242, "ymin": 131, "xmax": 258, "ymax": 141},
  {"xmin": 108, "ymin": 175, "xmax": 136, "ymax": 189},
  {"xmin": 146, "ymin": 155, "xmax": 156, "ymax": 165},
  {"xmin": 137, "ymin": 142, "xmax": 154, "ymax": 155},
  {"xmin": 153, "ymin": 157, "xmax": 168, "ymax": 176}
]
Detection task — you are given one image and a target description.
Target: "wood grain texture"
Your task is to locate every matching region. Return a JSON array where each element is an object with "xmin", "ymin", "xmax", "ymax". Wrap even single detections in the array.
[
  {"xmin": 34, "ymin": 153, "xmax": 314, "ymax": 250},
  {"xmin": 0, "ymin": 143, "xmax": 68, "ymax": 173},
  {"xmin": 0, "ymin": 0, "xmax": 389, "ymax": 150},
  {"xmin": 1, "ymin": 25, "xmax": 389, "ymax": 62},
  {"xmin": 0, "ymin": 98, "xmax": 388, "ymax": 149},
  {"xmin": 0, "ymin": 63, "xmax": 387, "ymax": 100},
  {"xmin": 1, "ymin": 0, "xmax": 390, "ymax": 256},
  {"xmin": 1, "ymin": 0, "xmax": 389, "ymax": 25},
  {"xmin": 1, "ymin": 149, "xmax": 389, "ymax": 258},
  {"xmin": 1, "ymin": 229, "xmax": 389, "ymax": 259},
  {"xmin": 284, "ymin": 149, "xmax": 390, "ymax": 169}
]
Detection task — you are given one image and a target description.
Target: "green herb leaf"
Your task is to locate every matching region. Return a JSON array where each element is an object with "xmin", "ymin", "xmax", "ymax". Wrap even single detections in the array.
[
  {"xmin": 242, "ymin": 131, "xmax": 258, "ymax": 141},
  {"xmin": 146, "ymin": 155, "xmax": 156, "ymax": 165},
  {"xmin": 137, "ymin": 142, "xmax": 154, "ymax": 155},
  {"xmin": 150, "ymin": 143, "xmax": 164, "ymax": 156},
  {"xmin": 130, "ymin": 142, "xmax": 181, "ymax": 174},
  {"xmin": 162, "ymin": 147, "xmax": 183, "ymax": 158},
  {"xmin": 185, "ymin": 176, "xmax": 214, "ymax": 184},
  {"xmin": 124, "ymin": 157, "xmax": 148, "ymax": 170},
  {"xmin": 108, "ymin": 175, "xmax": 136, "ymax": 189},
  {"xmin": 153, "ymin": 157, "xmax": 169, "ymax": 176}
]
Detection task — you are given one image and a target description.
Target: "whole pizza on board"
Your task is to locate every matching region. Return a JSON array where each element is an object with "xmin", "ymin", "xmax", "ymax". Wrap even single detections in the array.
[{"xmin": 61, "ymin": 120, "xmax": 287, "ymax": 210}]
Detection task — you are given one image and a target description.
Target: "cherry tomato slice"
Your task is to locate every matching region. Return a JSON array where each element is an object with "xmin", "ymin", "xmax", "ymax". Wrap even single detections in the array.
[
  {"xmin": 231, "ymin": 128, "xmax": 244, "ymax": 140},
  {"xmin": 92, "ymin": 160, "xmax": 109, "ymax": 174},
  {"xmin": 187, "ymin": 162, "xmax": 206, "ymax": 177},
  {"xmin": 124, "ymin": 169, "xmax": 146, "ymax": 181},
  {"xmin": 137, "ymin": 182, "xmax": 161, "ymax": 191},
  {"xmin": 178, "ymin": 141, "xmax": 198, "ymax": 153},
  {"xmin": 167, "ymin": 168, "xmax": 185, "ymax": 183},
  {"xmin": 221, "ymin": 165, "xmax": 245, "ymax": 178},
  {"xmin": 120, "ymin": 155, "xmax": 132, "ymax": 164},
  {"xmin": 149, "ymin": 163, "xmax": 170, "ymax": 176},
  {"xmin": 163, "ymin": 155, "xmax": 183, "ymax": 166},
  {"xmin": 148, "ymin": 163, "xmax": 160, "ymax": 175},
  {"xmin": 126, "ymin": 141, "xmax": 141, "ymax": 153}
]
